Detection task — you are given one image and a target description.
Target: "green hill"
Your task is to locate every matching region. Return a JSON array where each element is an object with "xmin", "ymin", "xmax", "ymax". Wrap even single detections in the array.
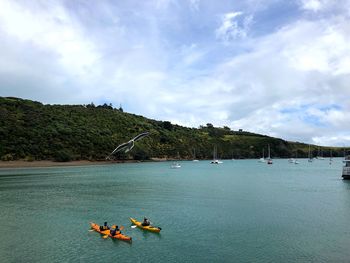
[{"xmin": 0, "ymin": 97, "xmax": 346, "ymax": 162}]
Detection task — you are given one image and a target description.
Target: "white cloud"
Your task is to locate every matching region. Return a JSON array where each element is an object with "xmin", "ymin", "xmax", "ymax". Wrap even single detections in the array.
[
  {"xmin": 197, "ymin": 15, "xmax": 350, "ymax": 145},
  {"xmin": 0, "ymin": 0, "xmax": 99, "ymax": 76},
  {"xmin": 299, "ymin": 0, "xmax": 350, "ymax": 14},
  {"xmin": 299, "ymin": 0, "xmax": 324, "ymax": 11},
  {"xmin": 215, "ymin": 11, "xmax": 253, "ymax": 43},
  {"xmin": 1, "ymin": 0, "xmax": 350, "ymax": 146}
]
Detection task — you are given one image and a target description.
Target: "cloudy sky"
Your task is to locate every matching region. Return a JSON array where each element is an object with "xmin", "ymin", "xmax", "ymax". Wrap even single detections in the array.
[{"xmin": 1, "ymin": 0, "xmax": 350, "ymax": 146}]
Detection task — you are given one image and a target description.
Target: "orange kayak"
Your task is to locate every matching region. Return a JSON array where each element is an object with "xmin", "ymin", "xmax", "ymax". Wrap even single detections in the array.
[
  {"xmin": 90, "ymin": 222, "xmax": 132, "ymax": 242},
  {"xmin": 130, "ymin": 218, "xmax": 162, "ymax": 233}
]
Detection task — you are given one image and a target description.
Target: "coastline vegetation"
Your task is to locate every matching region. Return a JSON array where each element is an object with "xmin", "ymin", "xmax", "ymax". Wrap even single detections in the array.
[{"xmin": 0, "ymin": 97, "xmax": 347, "ymax": 162}]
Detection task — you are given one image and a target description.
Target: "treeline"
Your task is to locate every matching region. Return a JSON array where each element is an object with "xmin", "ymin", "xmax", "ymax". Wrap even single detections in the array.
[{"xmin": 0, "ymin": 97, "xmax": 347, "ymax": 162}]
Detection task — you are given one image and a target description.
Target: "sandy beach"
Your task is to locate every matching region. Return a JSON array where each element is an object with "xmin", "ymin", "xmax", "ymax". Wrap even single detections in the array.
[
  {"xmin": 0, "ymin": 158, "xmax": 170, "ymax": 169},
  {"xmin": 0, "ymin": 160, "xmax": 120, "ymax": 169}
]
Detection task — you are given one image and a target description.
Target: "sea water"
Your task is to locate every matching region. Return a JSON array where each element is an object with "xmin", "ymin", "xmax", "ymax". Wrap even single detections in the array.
[{"xmin": 0, "ymin": 159, "xmax": 349, "ymax": 262}]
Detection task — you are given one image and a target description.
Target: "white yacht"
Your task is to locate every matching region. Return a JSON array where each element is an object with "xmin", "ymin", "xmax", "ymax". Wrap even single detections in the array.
[
  {"xmin": 192, "ymin": 148, "xmax": 199, "ymax": 162},
  {"xmin": 342, "ymin": 156, "xmax": 350, "ymax": 179},
  {"xmin": 171, "ymin": 152, "xmax": 181, "ymax": 168},
  {"xmin": 258, "ymin": 149, "xmax": 266, "ymax": 163},
  {"xmin": 171, "ymin": 162, "xmax": 181, "ymax": 169},
  {"xmin": 293, "ymin": 151, "xmax": 299, "ymax": 164},
  {"xmin": 308, "ymin": 145, "xmax": 313, "ymax": 162},
  {"xmin": 211, "ymin": 146, "xmax": 223, "ymax": 164},
  {"xmin": 316, "ymin": 148, "xmax": 325, "ymax": 160},
  {"xmin": 267, "ymin": 144, "xmax": 273, "ymax": 165}
]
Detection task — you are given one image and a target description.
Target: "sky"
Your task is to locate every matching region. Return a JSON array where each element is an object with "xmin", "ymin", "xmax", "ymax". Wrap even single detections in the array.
[{"xmin": 0, "ymin": 0, "xmax": 350, "ymax": 146}]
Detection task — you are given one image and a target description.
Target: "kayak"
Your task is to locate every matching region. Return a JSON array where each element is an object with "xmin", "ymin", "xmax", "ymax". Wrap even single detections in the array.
[
  {"xmin": 130, "ymin": 218, "xmax": 162, "ymax": 233},
  {"xmin": 90, "ymin": 222, "xmax": 132, "ymax": 242}
]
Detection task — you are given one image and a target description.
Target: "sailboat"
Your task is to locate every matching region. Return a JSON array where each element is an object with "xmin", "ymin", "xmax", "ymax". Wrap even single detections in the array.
[
  {"xmin": 258, "ymin": 148, "xmax": 266, "ymax": 163},
  {"xmin": 192, "ymin": 148, "xmax": 199, "ymax": 162},
  {"xmin": 293, "ymin": 151, "xmax": 299, "ymax": 164},
  {"xmin": 210, "ymin": 146, "xmax": 223, "ymax": 164},
  {"xmin": 308, "ymin": 145, "xmax": 313, "ymax": 162},
  {"xmin": 316, "ymin": 147, "xmax": 325, "ymax": 160},
  {"xmin": 329, "ymin": 149, "xmax": 333, "ymax": 165},
  {"xmin": 267, "ymin": 144, "xmax": 273, "ymax": 164},
  {"xmin": 342, "ymin": 154, "xmax": 350, "ymax": 179},
  {"xmin": 171, "ymin": 152, "xmax": 181, "ymax": 168}
]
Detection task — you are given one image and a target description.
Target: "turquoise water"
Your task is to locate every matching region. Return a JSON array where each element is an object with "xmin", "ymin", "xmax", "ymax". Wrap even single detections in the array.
[{"xmin": 1, "ymin": 159, "xmax": 349, "ymax": 262}]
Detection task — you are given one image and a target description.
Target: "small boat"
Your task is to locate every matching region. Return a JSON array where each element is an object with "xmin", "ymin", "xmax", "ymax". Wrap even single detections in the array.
[
  {"xmin": 342, "ymin": 156, "xmax": 350, "ymax": 179},
  {"xmin": 308, "ymin": 145, "xmax": 313, "ymax": 162},
  {"xmin": 171, "ymin": 162, "xmax": 181, "ymax": 168},
  {"xmin": 316, "ymin": 147, "xmax": 325, "ymax": 160},
  {"xmin": 267, "ymin": 144, "xmax": 273, "ymax": 164},
  {"xmin": 130, "ymin": 218, "xmax": 161, "ymax": 233},
  {"xmin": 90, "ymin": 222, "xmax": 132, "ymax": 242},
  {"xmin": 171, "ymin": 152, "xmax": 181, "ymax": 168},
  {"xmin": 293, "ymin": 151, "xmax": 299, "ymax": 164},
  {"xmin": 258, "ymin": 149, "xmax": 266, "ymax": 163},
  {"xmin": 192, "ymin": 148, "xmax": 199, "ymax": 161},
  {"xmin": 210, "ymin": 146, "xmax": 223, "ymax": 164}
]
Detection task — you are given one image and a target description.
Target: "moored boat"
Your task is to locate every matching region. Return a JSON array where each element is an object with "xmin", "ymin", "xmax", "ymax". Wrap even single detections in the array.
[
  {"xmin": 171, "ymin": 162, "xmax": 181, "ymax": 168},
  {"xmin": 210, "ymin": 146, "xmax": 223, "ymax": 164},
  {"xmin": 308, "ymin": 145, "xmax": 313, "ymax": 162},
  {"xmin": 267, "ymin": 144, "xmax": 273, "ymax": 165},
  {"xmin": 342, "ymin": 156, "xmax": 350, "ymax": 179},
  {"xmin": 258, "ymin": 148, "xmax": 266, "ymax": 163}
]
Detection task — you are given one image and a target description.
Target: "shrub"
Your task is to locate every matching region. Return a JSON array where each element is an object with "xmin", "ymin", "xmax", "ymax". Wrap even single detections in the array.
[
  {"xmin": 1, "ymin": 153, "xmax": 13, "ymax": 161},
  {"xmin": 54, "ymin": 150, "xmax": 73, "ymax": 162}
]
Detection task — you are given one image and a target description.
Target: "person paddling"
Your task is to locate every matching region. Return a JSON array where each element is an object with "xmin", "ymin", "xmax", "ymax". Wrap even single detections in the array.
[
  {"xmin": 100, "ymin": 221, "xmax": 110, "ymax": 231},
  {"xmin": 141, "ymin": 217, "xmax": 150, "ymax": 226},
  {"xmin": 110, "ymin": 225, "xmax": 121, "ymax": 236}
]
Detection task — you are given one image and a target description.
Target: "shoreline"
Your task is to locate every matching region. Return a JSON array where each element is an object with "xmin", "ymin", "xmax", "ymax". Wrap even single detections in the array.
[
  {"xmin": 0, "ymin": 157, "xmax": 339, "ymax": 169},
  {"xmin": 0, "ymin": 160, "xmax": 113, "ymax": 169},
  {"xmin": 0, "ymin": 158, "xmax": 170, "ymax": 169}
]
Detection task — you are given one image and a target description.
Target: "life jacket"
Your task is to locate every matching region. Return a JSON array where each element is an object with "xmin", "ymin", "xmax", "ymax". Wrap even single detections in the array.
[
  {"xmin": 100, "ymin": 225, "xmax": 109, "ymax": 231},
  {"xmin": 110, "ymin": 227, "xmax": 120, "ymax": 236}
]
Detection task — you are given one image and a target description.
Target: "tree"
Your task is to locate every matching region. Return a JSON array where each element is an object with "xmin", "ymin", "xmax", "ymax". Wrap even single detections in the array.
[{"xmin": 162, "ymin": 121, "xmax": 173, "ymax": 130}]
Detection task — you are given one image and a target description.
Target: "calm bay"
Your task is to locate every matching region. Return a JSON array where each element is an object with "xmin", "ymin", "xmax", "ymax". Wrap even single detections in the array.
[{"xmin": 1, "ymin": 159, "xmax": 349, "ymax": 262}]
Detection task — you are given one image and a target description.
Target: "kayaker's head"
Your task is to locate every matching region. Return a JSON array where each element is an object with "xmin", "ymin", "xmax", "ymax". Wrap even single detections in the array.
[{"xmin": 104, "ymin": 222, "xmax": 107, "ymax": 226}]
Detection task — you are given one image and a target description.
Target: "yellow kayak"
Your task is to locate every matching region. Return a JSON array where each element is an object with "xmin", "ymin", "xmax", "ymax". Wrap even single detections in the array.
[{"xmin": 130, "ymin": 218, "xmax": 162, "ymax": 233}]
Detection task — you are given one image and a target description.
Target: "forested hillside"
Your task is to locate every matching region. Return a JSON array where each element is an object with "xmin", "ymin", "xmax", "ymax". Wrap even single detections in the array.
[{"xmin": 0, "ymin": 97, "xmax": 345, "ymax": 161}]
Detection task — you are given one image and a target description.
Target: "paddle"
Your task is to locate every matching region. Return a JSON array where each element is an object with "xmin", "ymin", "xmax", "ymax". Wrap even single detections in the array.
[{"xmin": 131, "ymin": 224, "xmax": 161, "ymax": 230}]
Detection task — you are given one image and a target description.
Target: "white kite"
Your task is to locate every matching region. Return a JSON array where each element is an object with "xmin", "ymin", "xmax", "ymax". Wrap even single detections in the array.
[{"xmin": 106, "ymin": 132, "xmax": 150, "ymax": 159}]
